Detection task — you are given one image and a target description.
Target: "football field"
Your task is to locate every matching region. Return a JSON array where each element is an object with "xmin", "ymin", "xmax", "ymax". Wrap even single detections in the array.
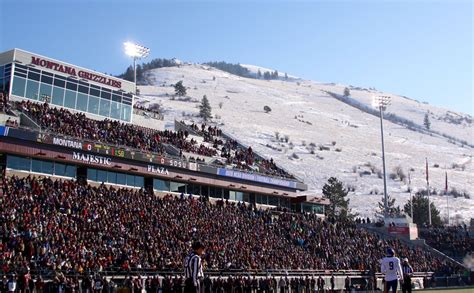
[{"xmin": 417, "ymin": 288, "xmax": 474, "ymax": 293}]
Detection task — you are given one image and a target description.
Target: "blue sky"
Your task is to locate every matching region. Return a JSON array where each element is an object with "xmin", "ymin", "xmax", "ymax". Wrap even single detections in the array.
[{"xmin": 1, "ymin": 0, "xmax": 472, "ymax": 114}]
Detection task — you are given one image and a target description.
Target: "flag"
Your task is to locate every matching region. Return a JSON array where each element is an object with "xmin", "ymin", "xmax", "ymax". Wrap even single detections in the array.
[
  {"xmin": 425, "ymin": 158, "xmax": 429, "ymax": 183},
  {"xmin": 445, "ymin": 171, "xmax": 448, "ymax": 193}
]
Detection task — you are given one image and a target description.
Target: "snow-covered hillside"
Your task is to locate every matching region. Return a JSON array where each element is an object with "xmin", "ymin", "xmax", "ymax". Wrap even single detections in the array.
[
  {"xmin": 137, "ymin": 64, "xmax": 473, "ymax": 223},
  {"xmin": 240, "ymin": 64, "xmax": 299, "ymax": 80}
]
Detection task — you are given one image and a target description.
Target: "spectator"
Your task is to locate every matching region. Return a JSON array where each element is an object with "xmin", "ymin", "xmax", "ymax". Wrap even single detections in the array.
[{"xmin": 0, "ymin": 175, "xmax": 460, "ymax": 278}]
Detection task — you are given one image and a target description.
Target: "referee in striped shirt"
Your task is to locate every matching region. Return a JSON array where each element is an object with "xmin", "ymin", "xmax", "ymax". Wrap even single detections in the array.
[
  {"xmin": 401, "ymin": 258, "xmax": 413, "ymax": 293},
  {"xmin": 184, "ymin": 241, "xmax": 205, "ymax": 293}
]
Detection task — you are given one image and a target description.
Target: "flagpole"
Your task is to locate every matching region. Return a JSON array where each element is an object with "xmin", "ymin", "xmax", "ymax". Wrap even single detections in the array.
[
  {"xmin": 446, "ymin": 170, "xmax": 449, "ymax": 226},
  {"xmin": 409, "ymin": 172, "xmax": 413, "ymax": 220},
  {"xmin": 426, "ymin": 158, "xmax": 432, "ymax": 226}
]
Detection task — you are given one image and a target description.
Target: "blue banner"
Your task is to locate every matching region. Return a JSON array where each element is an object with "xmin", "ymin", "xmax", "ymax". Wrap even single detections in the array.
[
  {"xmin": 0, "ymin": 125, "xmax": 8, "ymax": 136},
  {"xmin": 217, "ymin": 168, "xmax": 297, "ymax": 188}
]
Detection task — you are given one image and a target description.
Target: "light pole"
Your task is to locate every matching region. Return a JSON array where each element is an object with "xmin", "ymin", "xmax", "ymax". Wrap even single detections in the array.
[
  {"xmin": 124, "ymin": 42, "xmax": 150, "ymax": 94},
  {"xmin": 373, "ymin": 95, "xmax": 391, "ymax": 220}
]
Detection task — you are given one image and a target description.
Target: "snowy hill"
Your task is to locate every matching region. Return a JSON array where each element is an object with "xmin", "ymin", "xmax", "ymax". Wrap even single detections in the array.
[
  {"xmin": 137, "ymin": 63, "xmax": 473, "ymax": 223},
  {"xmin": 240, "ymin": 64, "xmax": 300, "ymax": 80}
]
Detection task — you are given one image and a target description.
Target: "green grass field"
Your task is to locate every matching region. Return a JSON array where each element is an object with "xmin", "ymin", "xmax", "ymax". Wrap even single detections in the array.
[{"xmin": 417, "ymin": 288, "xmax": 474, "ymax": 293}]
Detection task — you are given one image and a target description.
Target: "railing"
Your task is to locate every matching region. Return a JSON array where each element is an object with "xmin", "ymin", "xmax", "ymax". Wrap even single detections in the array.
[
  {"xmin": 19, "ymin": 112, "xmax": 41, "ymax": 130},
  {"xmin": 4, "ymin": 267, "xmax": 453, "ymax": 292},
  {"xmin": 9, "ymin": 266, "xmax": 436, "ymax": 279}
]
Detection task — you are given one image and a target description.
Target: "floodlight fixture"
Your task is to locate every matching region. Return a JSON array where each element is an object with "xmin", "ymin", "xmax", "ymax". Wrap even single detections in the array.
[
  {"xmin": 123, "ymin": 42, "xmax": 150, "ymax": 94},
  {"xmin": 124, "ymin": 42, "xmax": 150, "ymax": 59}
]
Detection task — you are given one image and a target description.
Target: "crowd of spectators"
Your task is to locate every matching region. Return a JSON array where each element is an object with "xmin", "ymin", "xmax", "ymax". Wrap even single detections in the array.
[
  {"xmin": 133, "ymin": 103, "xmax": 161, "ymax": 116},
  {"xmin": 0, "ymin": 175, "xmax": 456, "ymax": 278},
  {"xmin": 419, "ymin": 226, "xmax": 473, "ymax": 259},
  {"xmin": 15, "ymin": 101, "xmax": 217, "ymax": 157},
  {"xmin": 5, "ymin": 117, "xmax": 18, "ymax": 128},
  {"xmin": 0, "ymin": 92, "xmax": 11, "ymax": 114},
  {"xmin": 14, "ymin": 100, "xmax": 294, "ymax": 180},
  {"xmin": 182, "ymin": 122, "xmax": 295, "ymax": 179}
]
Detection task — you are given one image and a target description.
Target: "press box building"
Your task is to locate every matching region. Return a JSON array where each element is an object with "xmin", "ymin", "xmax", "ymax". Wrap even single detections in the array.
[{"xmin": 0, "ymin": 48, "xmax": 135, "ymax": 122}]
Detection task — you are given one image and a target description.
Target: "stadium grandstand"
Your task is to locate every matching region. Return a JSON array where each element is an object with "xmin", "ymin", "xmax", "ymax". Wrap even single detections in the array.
[{"xmin": 0, "ymin": 49, "xmax": 472, "ymax": 291}]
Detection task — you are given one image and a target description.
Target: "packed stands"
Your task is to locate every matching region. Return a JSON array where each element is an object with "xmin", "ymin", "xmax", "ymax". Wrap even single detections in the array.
[
  {"xmin": 13, "ymin": 100, "xmax": 295, "ymax": 180},
  {"xmin": 133, "ymin": 103, "xmax": 161, "ymax": 116},
  {"xmin": 419, "ymin": 226, "xmax": 473, "ymax": 259},
  {"xmin": 0, "ymin": 175, "xmax": 458, "ymax": 277},
  {"xmin": 182, "ymin": 122, "xmax": 295, "ymax": 179},
  {"xmin": 0, "ymin": 92, "xmax": 10, "ymax": 113},
  {"xmin": 15, "ymin": 100, "xmax": 217, "ymax": 157}
]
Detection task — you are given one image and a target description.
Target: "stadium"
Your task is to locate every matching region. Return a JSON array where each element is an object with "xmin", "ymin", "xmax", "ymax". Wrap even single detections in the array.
[{"xmin": 0, "ymin": 46, "xmax": 472, "ymax": 292}]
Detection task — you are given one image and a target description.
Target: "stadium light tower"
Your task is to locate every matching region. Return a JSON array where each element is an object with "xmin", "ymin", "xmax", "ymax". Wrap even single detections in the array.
[
  {"xmin": 372, "ymin": 95, "xmax": 392, "ymax": 220},
  {"xmin": 123, "ymin": 42, "xmax": 150, "ymax": 94}
]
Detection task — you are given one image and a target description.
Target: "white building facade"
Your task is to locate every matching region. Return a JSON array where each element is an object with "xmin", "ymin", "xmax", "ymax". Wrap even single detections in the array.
[{"xmin": 0, "ymin": 48, "xmax": 135, "ymax": 122}]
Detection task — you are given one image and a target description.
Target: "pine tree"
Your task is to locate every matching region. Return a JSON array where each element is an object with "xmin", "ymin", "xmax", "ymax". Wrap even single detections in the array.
[
  {"xmin": 135, "ymin": 65, "xmax": 143, "ymax": 84},
  {"xmin": 257, "ymin": 69, "xmax": 262, "ymax": 79},
  {"xmin": 375, "ymin": 195, "xmax": 401, "ymax": 219},
  {"xmin": 199, "ymin": 95, "xmax": 212, "ymax": 121},
  {"xmin": 404, "ymin": 193, "xmax": 442, "ymax": 226},
  {"xmin": 284, "ymin": 73, "xmax": 288, "ymax": 80},
  {"xmin": 263, "ymin": 71, "xmax": 271, "ymax": 80},
  {"xmin": 424, "ymin": 113, "xmax": 431, "ymax": 130},
  {"xmin": 344, "ymin": 87, "xmax": 351, "ymax": 97},
  {"xmin": 123, "ymin": 66, "xmax": 134, "ymax": 82},
  {"xmin": 174, "ymin": 81, "xmax": 187, "ymax": 97},
  {"xmin": 322, "ymin": 177, "xmax": 352, "ymax": 219}
]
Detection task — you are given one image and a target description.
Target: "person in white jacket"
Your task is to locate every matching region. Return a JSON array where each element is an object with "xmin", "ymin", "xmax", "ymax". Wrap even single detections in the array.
[{"xmin": 381, "ymin": 248, "xmax": 404, "ymax": 293}]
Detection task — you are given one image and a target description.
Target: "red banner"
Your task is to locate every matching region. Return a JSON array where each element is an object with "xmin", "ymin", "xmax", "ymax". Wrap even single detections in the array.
[{"xmin": 388, "ymin": 226, "xmax": 409, "ymax": 235}]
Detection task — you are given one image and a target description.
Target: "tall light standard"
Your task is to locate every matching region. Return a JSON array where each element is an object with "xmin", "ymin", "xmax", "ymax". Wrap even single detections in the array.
[
  {"xmin": 373, "ymin": 95, "xmax": 392, "ymax": 220},
  {"xmin": 123, "ymin": 42, "xmax": 150, "ymax": 94}
]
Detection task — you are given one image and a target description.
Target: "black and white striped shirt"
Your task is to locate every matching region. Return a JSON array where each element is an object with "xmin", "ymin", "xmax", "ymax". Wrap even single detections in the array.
[
  {"xmin": 402, "ymin": 264, "xmax": 413, "ymax": 276},
  {"xmin": 184, "ymin": 252, "xmax": 203, "ymax": 286}
]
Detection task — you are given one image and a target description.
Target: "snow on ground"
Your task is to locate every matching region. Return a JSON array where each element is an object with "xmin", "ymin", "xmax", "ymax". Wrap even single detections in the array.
[
  {"xmin": 240, "ymin": 64, "xmax": 300, "ymax": 80},
  {"xmin": 136, "ymin": 64, "xmax": 473, "ymax": 223}
]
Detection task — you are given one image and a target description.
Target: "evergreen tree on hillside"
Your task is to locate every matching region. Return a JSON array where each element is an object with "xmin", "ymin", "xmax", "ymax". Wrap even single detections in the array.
[
  {"xmin": 199, "ymin": 95, "xmax": 212, "ymax": 121},
  {"xmin": 404, "ymin": 193, "xmax": 442, "ymax": 226},
  {"xmin": 263, "ymin": 71, "xmax": 271, "ymax": 80},
  {"xmin": 257, "ymin": 69, "xmax": 262, "ymax": 79},
  {"xmin": 135, "ymin": 65, "xmax": 143, "ymax": 84},
  {"xmin": 122, "ymin": 66, "xmax": 135, "ymax": 82},
  {"xmin": 203, "ymin": 61, "xmax": 252, "ymax": 78},
  {"xmin": 424, "ymin": 113, "xmax": 431, "ymax": 130},
  {"xmin": 344, "ymin": 87, "xmax": 351, "ymax": 97},
  {"xmin": 174, "ymin": 81, "xmax": 187, "ymax": 96},
  {"xmin": 117, "ymin": 58, "xmax": 178, "ymax": 82},
  {"xmin": 285, "ymin": 73, "xmax": 288, "ymax": 80},
  {"xmin": 322, "ymin": 177, "xmax": 352, "ymax": 219},
  {"xmin": 375, "ymin": 195, "xmax": 401, "ymax": 219}
]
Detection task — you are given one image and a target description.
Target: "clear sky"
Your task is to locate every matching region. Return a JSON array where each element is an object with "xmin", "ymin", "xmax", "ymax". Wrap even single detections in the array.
[{"xmin": 1, "ymin": 0, "xmax": 472, "ymax": 114}]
